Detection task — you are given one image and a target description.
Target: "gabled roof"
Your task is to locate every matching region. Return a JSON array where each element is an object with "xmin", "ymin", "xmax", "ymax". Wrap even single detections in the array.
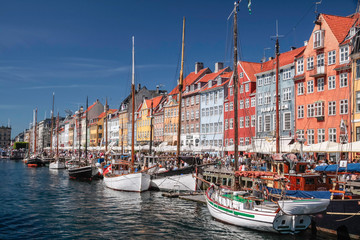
[
  {"xmin": 238, "ymin": 61, "xmax": 262, "ymax": 82},
  {"xmin": 201, "ymin": 79, "xmax": 230, "ymax": 92},
  {"xmin": 258, "ymin": 46, "xmax": 306, "ymax": 74},
  {"xmin": 197, "ymin": 68, "xmax": 228, "ymax": 83},
  {"xmin": 321, "ymin": 13, "xmax": 355, "ymax": 43},
  {"xmin": 97, "ymin": 109, "xmax": 117, "ymax": 119},
  {"xmin": 169, "ymin": 67, "xmax": 210, "ymax": 95},
  {"xmin": 145, "ymin": 95, "xmax": 163, "ymax": 109}
]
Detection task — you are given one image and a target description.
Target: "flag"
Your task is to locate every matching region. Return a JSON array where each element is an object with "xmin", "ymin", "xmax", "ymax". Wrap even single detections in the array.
[
  {"xmin": 248, "ymin": 0, "xmax": 252, "ymax": 14},
  {"xmin": 103, "ymin": 164, "xmax": 112, "ymax": 175}
]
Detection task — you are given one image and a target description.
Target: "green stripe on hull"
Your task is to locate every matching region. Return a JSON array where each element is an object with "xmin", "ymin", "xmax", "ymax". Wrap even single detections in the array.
[{"xmin": 209, "ymin": 199, "xmax": 255, "ymax": 218}]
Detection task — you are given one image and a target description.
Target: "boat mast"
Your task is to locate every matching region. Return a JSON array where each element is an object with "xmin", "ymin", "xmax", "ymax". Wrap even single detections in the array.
[
  {"xmin": 232, "ymin": 3, "xmax": 239, "ymax": 189},
  {"xmin": 131, "ymin": 36, "xmax": 135, "ymax": 173},
  {"xmin": 78, "ymin": 106, "xmax": 82, "ymax": 161},
  {"xmin": 56, "ymin": 112, "xmax": 59, "ymax": 158},
  {"xmin": 105, "ymin": 97, "xmax": 108, "ymax": 162},
  {"xmin": 149, "ymin": 100, "xmax": 153, "ymax": 155},
  {"xmin": 34, "ymin": 108, "xmax": 37, "ymax": 155},
  {"xmin": 274, "ymin": 21, "xmax": 281, "ymax": 153},
  {"xmin": 176, "ymin": 17, "xmax": 185, "ymax": 168},
  {"xmin": 50, "ymin": 92, "xmax": 54, "ymax": 156},
  {"xmin": 121, "ymin": 118, "xmax": 124, "ymax": 155},
  {"xmin": 85, "ymin": 97, "xmax": 88, "ymax": 164}
]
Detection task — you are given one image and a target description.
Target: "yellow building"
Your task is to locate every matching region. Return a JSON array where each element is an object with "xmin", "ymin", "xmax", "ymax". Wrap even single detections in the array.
[
  {"xmin": 351, "ymin": 32, "xmax": 360, "ymax": 143},
  {"xmin": 163, "ymin": 95, "xmax": 179, "ymax": 145},
  {"xmin": 136, "ymin": 96, "xmax": 163, "ymax": 145},
  {"xmin": 89, "ymin": 120, "xmax": 98, "ymax": 147},
  {"xmin": 119, "ymin": 111, "xmax": 128, "ymax": 148}
]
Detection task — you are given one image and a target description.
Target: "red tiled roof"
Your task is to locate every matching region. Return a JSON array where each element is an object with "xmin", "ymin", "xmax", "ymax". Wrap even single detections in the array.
[
  {"xmin": 258, "ymin": 46, "xmax": 306, "ymax": 73},
  {"xmin": 169, "ymin": 68, "xmax": 210, "ymax": 95},
  {"xmin": 145, "ymin": 95, "xmax": 163, "ymax": 109},
  {"xmin": 201, "ymin": 79, "xmax": 230, "ymax": 92},
  {"xmin": 197, "ymin": 68, "xmax": 228, "ymax": 83},
  {"xmin": 97, "ymin": 109, "xmax": 116, "ymax": 119},
  {"xmin": 322, "ymin": 14, "xmax": 355, "ymax": 43},
  {"xmin": 238, "ymin": 61, "xmax": 262, "ymax": 82}
]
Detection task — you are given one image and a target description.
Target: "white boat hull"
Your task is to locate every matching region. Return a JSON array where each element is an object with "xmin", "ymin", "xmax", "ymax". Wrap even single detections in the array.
[
  {"xmin": 278, "ymin": 199, "xmax": 330, "ymax": 215},
  {"xmin": 104, "ymin": 172, "xmax": 150, "ymax": 192},
  {"xmin": 150, "ymin": 173, "xmax": 197, "ymax": 192},
  {"xmin": 49, "ymin": 161, "xmax": 66, "ymax": 169}
]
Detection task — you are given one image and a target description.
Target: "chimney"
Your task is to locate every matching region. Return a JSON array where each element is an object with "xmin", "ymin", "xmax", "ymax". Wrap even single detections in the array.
[
  {"xmin": 304, "ymin": 40, "xmax": 308, "ymax": 46},
  {"xmin": 290, "ymin": 46, "xmax": 296, "ymax": 51},
  {"xmin": 268, "ymin": 57, "xmax": 274, "ymax": 60},
  {"xmin": 137, "ymin": 83, "xmax": 141, "ymax": 91},
  {"xmin": 156, "ymin": 85, "xmax": 159, "ymax": 94},
  {"xmin": 195, "ymin": 62, "xmax": 204, "ymax": 74},
  {"xmin": 215, "ymin": 62, "xmax": 224, "ymax": 73}
]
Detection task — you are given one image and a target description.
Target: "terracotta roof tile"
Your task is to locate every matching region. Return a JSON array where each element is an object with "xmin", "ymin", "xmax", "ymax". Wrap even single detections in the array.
[
  {"xmin": 169, "ymin": 68, "xmax": 210, "ymax": 95},
  {"xmin": 322, "ymin": 14, "xmax": 355, "ymax": 43}
]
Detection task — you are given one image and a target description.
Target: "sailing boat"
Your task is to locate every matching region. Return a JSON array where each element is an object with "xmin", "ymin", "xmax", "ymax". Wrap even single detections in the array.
[
  {"xmin": 103, "ymin": 36, "xmax": 151, "ymax": 192},
  {"xmin": 68, "ymin": 98, "xmax": 99, "ymax": 179},
  {"xmin": 205, "ymin": 2, "xmax": 329, "ymax": 234},
  {"xmin": 149, "ymin": 17, "xmax": 200, "ymax": 192},
  {"xmin": 49, "ymin": 112, "xmax": 66, "ymax": 169},
  {"xmin": 27, "ymin": 108, "xmax": 45, "ymax": 167}
]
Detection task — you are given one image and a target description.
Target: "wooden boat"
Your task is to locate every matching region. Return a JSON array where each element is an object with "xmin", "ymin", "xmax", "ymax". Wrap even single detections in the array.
[{"xmin": 103, "ymin": 36, "xmax": 150, "ymax": 192}]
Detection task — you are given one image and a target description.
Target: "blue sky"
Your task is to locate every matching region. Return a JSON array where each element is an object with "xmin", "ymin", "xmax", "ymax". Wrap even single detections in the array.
[{"xmin": 0, "ymin": 0, "xmax": 357, "ymax": 137}]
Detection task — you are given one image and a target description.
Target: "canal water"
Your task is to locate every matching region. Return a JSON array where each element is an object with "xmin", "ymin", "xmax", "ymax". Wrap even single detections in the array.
[{"xmin": 0, "ymin": 159, "xmax": 336, "ymax": 239}]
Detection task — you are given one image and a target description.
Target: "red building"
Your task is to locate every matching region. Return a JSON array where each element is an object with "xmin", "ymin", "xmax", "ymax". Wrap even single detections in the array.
[{"xmin": 224, "ymin": 61, "xmax": 261, "ymax": 152}]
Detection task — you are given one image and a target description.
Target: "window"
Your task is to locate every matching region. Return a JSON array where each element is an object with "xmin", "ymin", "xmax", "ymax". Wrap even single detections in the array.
[
  {"xmin": 240, "ymin": 117, "xmax": 244, "ymax": 128},
  {"xmin": 283, "ymin": 112, "xmax": 291, "ymax": 131},
  {"xmin": 297, "ymin": 58, "xmax": 304, "ymax": 74},
  {"xmin": 357, "ymin": 127, "xmax": 360, "ymax": 141},
  {"xmin": 240, "ymin": 100, "xmax": 244, "ymax": 109},
  {"xmin": 357, "ymin": 59, "xmax": 360, "ymax": 79},
  {"xmin": 258, "ymin": 77, "xmax": 263, "ymax": 86},
  {"xmin": 245, "ymin": 99, "xmax": 250, "ymax": 108},
  {"xmin": 209, "ymin": 123, "xmax": 213, "ymax": 133},
  {"xmin": 181, "ymin": 112, "xmax": 185, "ymax": 121},
  {"xmin": 229, "ymin": 119, "xmax": 233, "ymax": 129},
  {"xmin": 307, "ymin": 57, "xmax": 314, "ymax": 70},
  {"xmin": 214, "ymin": 92, "xmax": 218, "ymax": 103},
  {"xmin": 214, "ymin": 123, "xmax": 218, "ymax": 132},
  {"xmin": 201, "ymin": 124, "xmax": 205, "ymax": 133},
  {"xmin": 186, "ymin": 98, "xmax": 190, "ymax": 107},
  {"xmin": 196, "ymin": 95, "xmax": 199, "ymax": 104},
  {"xmin": 240, "ymin": 72, "xmax": 244, "ymax": 78},
  {"xmin": 195, "ymin": 110, "xmax": 199, "ymax": 119},
  {"xmin": 202, "ymin": 109, "xmax": 205, "ymax": 117},
  {"xmin": 265, "ymin": 92, "xmax": 271, "ymax": 104},
  {"xmin": 283, "ymin": 87, "xmax": 291, "ymax": 101},
  {"xmin": 206, "ymin": 124, "xmax": 209, "ymax": 133},
  {"xmin": 328, "ymin": 76, "xmax": 336, "ymax": 90},
  {"xmin": 313, "ymin": 30, "xmax": 324, "ymax": 49},
  {"xmin": 245, "ymin": 116, "xmax": 250, "ymax": 128},
  {"xmin": 219, "ymin": 106, "xmax": 223, "ymax": 115},
  {"xmin": 307, "ymin": 104, "xmax": 315, "ymax": 117},
  {"xmin": 258, "ymin": 116, "xmax": 263, "ymax": 132},
  {"xmin": 206, "ymin": 108, "xmax": 209, "ymax": 116},
  {"xmin": 340, "ymin": 99, "xmax": 348, "ymax": 114},
  {"xmin": 240, "ymin": 85, "xmax": 244, "ymax": 93},
  {"xmin": 196, "ymin": 124, "xmax": 199, "ymax": 133},
  {"xmin": 317, "ymin": 53, "xmax": 325, "ymax": 67},
  {"xmin": 297, "ymin": 129, "xmax": 304, "ymax": 140},
  {"xmin": 340, "ymin": 73, "xmax": 348, "ymax": 87},
  {"xmin": 356, "ymin": 91, "xmax": 360, "ymax": 112},
  {"xmin": 307, "ymin": 129, "xmax": 315, "ymax": 145},
  {"xmin": 340, "ymin": 46, "xmax": 349, "ymax": 64},
  {"xmin": 329, "ymin": 128, "xmax": 337, "ymax": 142},
  {"xmin": 245, "ymin": 137, "xmax": 250, "ymax": 145},
  {"xmin": 328, "ymin": 101, "xmax": 336, "ymax": 116},
  {"xmin": 191, "ymin": 96, "xmax": 194, "ymax": 105},
  {"xmin": 229, "ymin": 87, "xmax": 233, "ymax": 96},
  {"xmin": 317, "ymin": 78, "xmax": 324, "ymax": 92},
  {"xmin": 225, "ymin": 103, "xmax": 228, "ymax": 112},
  {"xmin": 229, "ymin": 102, "xmax": 234, "ymax": 111},
  {"xmin": 307, "ymin": 80, "xmax": 314, "ymax": 93},
  {"xmin": 283, "ymin": 69, "xmax": 292, "ymax": 80},
  {"xmin": 258, "ymin": 93, "xmax": 263, "ymax": 105},
  {"xmin": 225, "ymin": 119, "xmax": 228, "ymax": 130},
  {"xmin": 315, "ymin": 101, "xmax": 325, "ymax": 117},
  {"xmin": 210, "ymin": 107, "xmax": 213, "ymax": 116},
  {"xmin": 186, "ymin": 112, "xmax": 190, "ymax": 120},
  {"xmin": 214, "ymin": 106, "xmax": 218, "ymax": 115},
  {"xmin": 190, "ymin": 124, "xmax": 194, "ymax": 133},
  {"xmin": 328, "ymin": 50, "xmax": 336, "ymax": 65},
  {"xmin": 191, "ymin": 110, "xmax": 194, "ymax": 120},
  {"xmin": 297, "ymin": 105, "xmax": 304, "ymax": 119},
  {"xmin": 251, "ymin": 115, "xmax": 255, "ymax": 127},
  {"xmin": 245, "ymin": 83, "xmax": 249, "ymax": 92},
  {"xmin": 298, "ymin": 82, "xmax": 304, "ymax": 95},
  {"xmin": 318, "ymin": 129, "xmax": 325, "ymax": 143},
  {"xmin": 251, "ymin": 97, "xmax": 255, "ymax": 107},
  {"xmin": 239, "ymin": 138, "xmax": 244, "ymax": 146},
  {"xmin": 264, "ymin": 115, "xmax": 271, "ymax": 132}
]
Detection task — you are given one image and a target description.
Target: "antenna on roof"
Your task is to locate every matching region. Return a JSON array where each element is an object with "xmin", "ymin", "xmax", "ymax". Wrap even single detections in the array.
[{"xmin": 314, "ymin": 0, "xmax": 322, "ymax": 15}]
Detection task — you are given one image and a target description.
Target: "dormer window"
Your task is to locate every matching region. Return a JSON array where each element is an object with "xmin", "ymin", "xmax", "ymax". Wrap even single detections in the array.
[
  {"xmin": 186, "ymin": 86, "xmax": 189, "ymax": 92},
  {"xmin": 313, "ymin": 30, "xmax": 324, "ymax": 49},
  {"xmin": 190, "ymin": 85, "xmax": 194, "ymax": 91},
  {"xmin": 240, "ymin": 72, "xmax": 244, "ymax": 78},
  {"xmin": 340, "ymin": 45, "xmax": 349, "ymax": 64},
  {"xmin": 208, "ymin": 81, "xmax": 212, "ymax": 88},
  {"xmin": 197, "ymin": 83, "xmax": 200, "ymax": 90},
  {"xmin": 350, "ymin": 27, "xmax": 356, "ymax": 38}
]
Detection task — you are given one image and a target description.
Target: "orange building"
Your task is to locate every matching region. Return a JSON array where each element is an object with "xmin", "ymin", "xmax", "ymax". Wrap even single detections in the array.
[{"xmin": 294, "ymin": 13, "xmax": 355, "ymax": 160}]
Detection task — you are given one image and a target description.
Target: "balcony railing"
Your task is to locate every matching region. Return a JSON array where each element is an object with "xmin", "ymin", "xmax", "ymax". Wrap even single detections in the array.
[{"xmin": 309, "ymin": 64, "xmax": 327, "ymax": 77}]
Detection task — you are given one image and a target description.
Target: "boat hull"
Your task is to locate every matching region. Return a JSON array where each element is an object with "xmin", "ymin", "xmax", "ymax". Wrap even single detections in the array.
[
  {"xmin": 313, "ymin": 199, "xmax": 360, "ymax": 239},
  {"xmin": 150, "ymin": 173, "xmax": 197, "ymax": 192},
  {"xmin": 49, "ymin": 161, "xmax": 66, "ymax": 169},
  {"xmin": 68, "ymin": 166, "xmax": 98, "ymax": 180},
  {"xmin": 104, "ymin": 172, "xmax": 150, "ymax": 192}
]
